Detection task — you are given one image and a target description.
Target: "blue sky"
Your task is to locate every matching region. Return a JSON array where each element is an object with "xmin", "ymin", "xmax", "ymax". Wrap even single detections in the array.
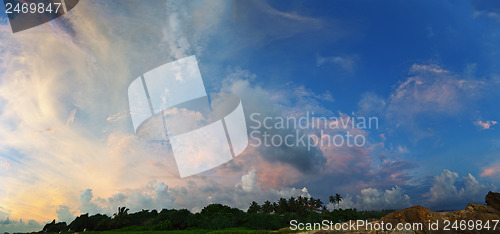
[
  {"xmin": 196, "ymin": 0, "xmax": 500, "ymax": 204},
  {"xmin": 0, "ymin": 0, "xmax": 500, "ymax": 232}
]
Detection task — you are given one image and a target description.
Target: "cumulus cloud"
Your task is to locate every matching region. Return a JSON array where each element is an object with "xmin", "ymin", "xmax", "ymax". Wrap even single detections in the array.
[
  {"xmin": 56, "ymin": 205, "xmax": 74, "ymax": 223},
  {"xmin": 333, "ymin": 170, "xmax": 494, "ymax": 212},
  {"xmin": 241, "ymin": 169, "xmax": 258, "ymax": 193},
  {"xmin": 427, "ymin": 170, "xmax": 495, "ymax": 210},
  {"xmin": 0, "ymin": 218, "xmax": 42, "ymax": 233},
  {"xmin": 336, "ymin": 186, "xmax": 412, "ymax": 211},
  {"xmin": 80, "ymin": 189, "xmax": 103, "ymax": 215},
  {"xmin": 64, "ymin": 169, "xmax": 310, "ymax": 216}
]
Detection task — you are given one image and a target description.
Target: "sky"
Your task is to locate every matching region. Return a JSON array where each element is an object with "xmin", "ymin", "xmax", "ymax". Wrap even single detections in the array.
[{"xmin": 0, "ymin": 0, "xmax": 500, "ymax": 232}]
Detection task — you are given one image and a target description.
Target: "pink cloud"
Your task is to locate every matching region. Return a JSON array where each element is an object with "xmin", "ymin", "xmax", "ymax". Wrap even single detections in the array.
[
  {"xmin": 106, "ymin": 111, "xmax": 127, "ymax": 122},
  {"xmin": 410, "ymin": 64, "xmax": 448, "ymax": 74},
  {"xmin": 29, "ymin": 127, "xmax": 57, "ymax": 136},
  {"xmin": 210, "ymin": 146, "xmax": 304, "ymax": 189},
  {"xmin": 389, "ymin": 64, "xmax": 487, "ymax": 118},
  {"xmin": 474, "ymin": 120, "xmax": 498, "ymax": 130},
  {"xmin": 66, "ymin": 109, "xmax": 77, "ymax": 126},
  {"xmin": 480, "ymin": 164, "xmax": 500, "ymax": 177},
  {"xmin": 106, "ymin": 133, "xmax": 135, "ymax": 157}
]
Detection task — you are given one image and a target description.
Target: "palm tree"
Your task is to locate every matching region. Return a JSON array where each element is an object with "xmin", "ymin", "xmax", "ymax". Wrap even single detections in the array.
[
  {"xmin": 288, "ymin": 197, "xmax": 297, "ymax": 213},
  {"xmin": 314, "ymin": 198, "xmax": 323, "ymax": 208},
  {"xmin": 113, "ymin": 207, "xmax": 129, "ymax": 227},
  {"xmin": 308, "ymin": 197, "xmax": 315, "ymax": 207},
  {"xmin": 113, "ymin": 207, "xmax": 129, "ymax": 218},
  {"xmin": 248, "ymin": 201, "xmax": 261, "ymax": 213},
  {"xmin": 297, "ymin": 196, "xmax": 305, "ymax": 207},
  {"xmin": 262, "ymin": 200, "xmax": 273, "ymax": 214},
  {"xmin": 334, "ymin": 193, "xmax": 342, "ymax": 209},
  {"xmin": 277, "ymin": 198, "xmax": 288, "ymax": 214}
]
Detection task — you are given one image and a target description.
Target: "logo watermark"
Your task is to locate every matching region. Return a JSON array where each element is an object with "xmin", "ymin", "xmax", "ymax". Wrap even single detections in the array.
[
  {"xmin": 249, "ymin": 112, "xmax": 378, "ymax": 150},
  {"xmin": 3, "ymin": 0, "xmax": 80, "ymax": 33},
  {"xmin": 290, "ymin": 220, "xmax": 423, "ymax": 232},
  {"xmin": 128, "ymin": 56, "xmax": 249, "ymax": 178}
]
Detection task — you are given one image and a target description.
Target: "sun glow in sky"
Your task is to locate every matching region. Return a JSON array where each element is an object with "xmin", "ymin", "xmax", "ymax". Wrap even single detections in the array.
[{"xmin": 0, "ymin": 0, "xmax": 500, "ymax": 232}]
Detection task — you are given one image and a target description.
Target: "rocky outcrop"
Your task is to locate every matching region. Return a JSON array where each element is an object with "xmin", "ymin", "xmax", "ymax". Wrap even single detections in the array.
[
  {"xmin": 379, "ymin": 206, "xmax": 446, "ymax": 234},
  {"xmin": 485, "ymin": 191, "xmax": 500, "ymax": 212},
  {"xmin": 445, "ymin": 203, "xmax": 500, "ymax": 222},
  {"xmin": 440, "ymin": 203, "xmax": 500, "ymax": 234}
]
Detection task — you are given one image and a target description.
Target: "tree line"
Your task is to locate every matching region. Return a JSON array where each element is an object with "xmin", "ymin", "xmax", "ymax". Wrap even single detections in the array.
[
  {"xmin": 41, "ymin": 194, "xmax": 393, "ymax": 233},
  {"xmin": 247, "ymin": 193, "xmax": 343, "ymax": 214}
]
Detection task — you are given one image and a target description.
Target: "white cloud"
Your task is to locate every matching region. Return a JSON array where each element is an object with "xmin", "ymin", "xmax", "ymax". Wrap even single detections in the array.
[
  {"xmin": 0, "ymin": 206, "xmax": 10, "ymax": 220},
  {"xmin": 357, "ymin": 92, "xmax": 386, "ymax": 115},
  {"xmin": 332, "ymin": 170, "xmax": 492, "ymax": 211},
  {"xmin": 474, "ymin": 10, "xmax": 500, "ymax": 22},
  {"xmin": 397, "ymin": 145, "xmax": 409, "ymax": 154},
  {"xmin": 56, "ymin": 205, "xmax": 74, "ymax": 223},
  {"xmin": 65, "ymin": 169, "xmax": 310, "ymax": 216},
  {"xmin": 241, "ymin": 169, "xmax": 258, "ymax": 193},
  {"xmin": 389, "ymin": 65, "xmax": 460, "ymax": 116},
  {"xmin": 79, "ymin": 189, "xmax": 103, "ymax": 215},
  {"xmin": 383, "ymin": 63, "xmax": 495, "ymax": 140},
  {"xmin": 427, "ymin": 170, "xmax": 494, "ymax": 210},
  {"xmin": 480, "ymin": 163, "xmax": 500, "ymax": 177},
  {"xmin": 0, "ymin": 218, "xmax": 42, "ymax": 233},
  {"xmin": 474, "ymin": 120, "xmax": 498, "ymax": 129},
  {"xmin": 317, "ymin": 55, "xmax": 358, "ymax": 72},
  {"xmin": 338, "ymin": 186, "xmax": 412, "ymax": 211}
]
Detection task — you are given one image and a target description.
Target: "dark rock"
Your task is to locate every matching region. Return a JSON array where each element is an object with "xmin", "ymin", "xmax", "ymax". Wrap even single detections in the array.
[{"xmin": 485, "ymin": 191, "xmax": 500, "ymax": 212}]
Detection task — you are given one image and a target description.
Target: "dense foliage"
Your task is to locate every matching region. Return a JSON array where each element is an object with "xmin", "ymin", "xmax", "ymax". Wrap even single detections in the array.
[{"xmin": 41, "ymin": 195, "xmax": 393, "ymax": 233}]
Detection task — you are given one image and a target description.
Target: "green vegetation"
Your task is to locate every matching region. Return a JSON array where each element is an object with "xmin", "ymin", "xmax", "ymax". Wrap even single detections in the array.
[{"xmin": 41, "ymin": 195, "xmax": 393, "ymax": 233}]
